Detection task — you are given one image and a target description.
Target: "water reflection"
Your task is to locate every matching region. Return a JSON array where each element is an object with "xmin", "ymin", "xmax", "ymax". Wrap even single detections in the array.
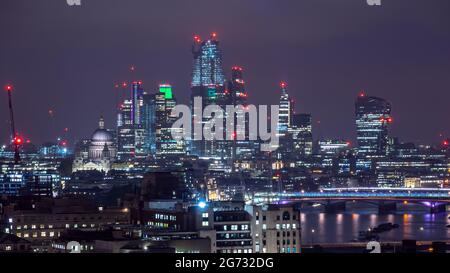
[{"xmin": 300, "ymin": 210, "xmax": 449, "ymax": 244}]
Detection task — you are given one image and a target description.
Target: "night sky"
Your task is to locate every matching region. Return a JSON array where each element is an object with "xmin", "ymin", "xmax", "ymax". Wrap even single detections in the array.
[{"xmin": 1, "ymin": 0, "xmax": 449, "ymax": 147}]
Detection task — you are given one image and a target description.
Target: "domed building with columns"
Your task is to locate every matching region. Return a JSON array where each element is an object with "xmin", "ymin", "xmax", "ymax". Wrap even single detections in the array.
[{"xmin": 72, "ymin": 117, "xmax": 117, "ymax": 173}]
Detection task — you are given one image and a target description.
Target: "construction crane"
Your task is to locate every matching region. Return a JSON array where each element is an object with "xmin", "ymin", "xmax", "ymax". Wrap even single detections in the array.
[{"xmin": 4, "ymin": 84, "xmax": 22, "ymax": 164}]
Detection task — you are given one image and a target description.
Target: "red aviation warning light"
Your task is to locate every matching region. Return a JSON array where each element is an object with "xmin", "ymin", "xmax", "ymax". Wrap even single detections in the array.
[
  {"xmin": 211, "ymin": 32, "xmax": 217, "ymax": 39},
  {"xmin": 443, "ymin": 140, "xmax": 449, "ymax": 146},
  {"xmin": 359, "ymin": 91, "xmax": 366, "ymax": 97},
  {"xmin": 13, "ymin": 135, "xmax": 24, "ymax": 145},
  {"xmin": 4, "ymin": 84, "xmax": 13, "ymax": 92},
  {"xmin": 280, "ymin": 81, "xmax": 287, "ymax": 88},
  {"xmin": 194, "ymin": 35, "xmax": 201, "ymax": 43}
]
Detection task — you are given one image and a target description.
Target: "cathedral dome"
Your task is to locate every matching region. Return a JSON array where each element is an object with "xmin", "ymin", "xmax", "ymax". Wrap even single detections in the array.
[
  {"xmin": 92, "ymin": 129, "xmax": 113, "ymax": 142},
  {"xmin": 91, "ymin": 116, "xmax": 113, "ymax": 143}
]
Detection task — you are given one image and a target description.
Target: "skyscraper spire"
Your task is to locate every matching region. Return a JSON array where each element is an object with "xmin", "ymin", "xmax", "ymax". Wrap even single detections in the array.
[{"xmin": 191, "ymin": 33, "xmax": 225, "ymax": 87}]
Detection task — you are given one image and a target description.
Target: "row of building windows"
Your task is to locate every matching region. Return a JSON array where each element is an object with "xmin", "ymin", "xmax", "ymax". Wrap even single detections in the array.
[
  {"xmin": 155, "ymin": 213, "xmax": 176, "ymax": 221},
  {"xmin": 11, "ymin": 215, "xmax": 119, "ymax": 222},
  {"xmin": 13, "ymin": 223, "xmax": 98, "ymax": 230},
  {"xmin": 260, "ymin": 223, "xmax": 297, "ymax": 230},
  {"xmin": 219, "ymin": 224, "xmax": 249, "ymax": 231},
  {"xmin": 218, "ymin": 248, "xmax": 253, "ymax": 254},
  {"xmin": 147, "ymin": 221, "xmax": 170, "ymax": 228},
  {"xmin": 16, "ymin": 231, "xmax": 58, "ymax": 238},
  {"xmin": 255, "ymin": 212, "xmax": 297, "ymax": 222}
]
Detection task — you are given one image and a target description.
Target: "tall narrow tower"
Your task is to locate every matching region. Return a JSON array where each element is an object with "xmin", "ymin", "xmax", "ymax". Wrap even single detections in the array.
[
  {"xmin": 190, "ymin": 33, "xmax": 226, "ymax": 157},
  {"xmin": 278, "ymin": 82, "xmax": 294, "ymax": 136}
]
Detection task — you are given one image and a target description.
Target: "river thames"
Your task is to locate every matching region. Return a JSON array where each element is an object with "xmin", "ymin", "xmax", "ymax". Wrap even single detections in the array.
[{"xmin": 300, "ymin": 206, "xmax": 450, "ymax": 244}]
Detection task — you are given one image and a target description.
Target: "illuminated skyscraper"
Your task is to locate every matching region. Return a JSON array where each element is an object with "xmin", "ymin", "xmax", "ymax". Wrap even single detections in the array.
[
  {"xmin": 278, "ymin": 82, "xmax": 294, "ymax": 136},
  {"xmin": 155, "ymin": 84, "xmax": 186, "ymax": 159},
  {"xmin": 228, "ymin": 66, "xmax": 253, "ymax": 161},
  {"xmin": 290, "ymin": 114, "xmax": 313, "ymax": 156},
  {"xmin": 116, "ymin": 81, "xmax": 147, "ymax": 161},
  {"xmin": 191, "ymin": 33, "xmax": 225, "ymax": 88},
  {"xmin": 141, "ymin": 84, "xmax": 186, "ymax": 162},
  {"xmin": 117, "ymin": 100, "xmax": 135, "ymax": 160},
  {"xmin": 190, "ymin": 33, "xmax": 226, "ymax": 157},
  {"xmin": 141, "ymin": 93, "xmax": 157, "ymax": 155},
  {"xmin": 131, "ymin": 81, "xmax": 144, "ymax": 125},
  {"xmin": 355, "ymin": 92, "xmax": 392, "ymax": 157}
]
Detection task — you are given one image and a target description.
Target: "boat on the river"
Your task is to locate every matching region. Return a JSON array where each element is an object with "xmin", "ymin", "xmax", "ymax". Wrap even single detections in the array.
[{"xmin": 372, "ymin": 222, "xmax": 399, "ymax": 233}]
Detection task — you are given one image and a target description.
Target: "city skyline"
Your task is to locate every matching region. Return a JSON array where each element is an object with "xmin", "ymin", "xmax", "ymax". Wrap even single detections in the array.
[
  {"xmin": 1, "ymin": 0, "xmax": 449, "ymax": 256},
  {"xmin": 1, "ymin": 0, "xmax": 450, "ymax": 146}
]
